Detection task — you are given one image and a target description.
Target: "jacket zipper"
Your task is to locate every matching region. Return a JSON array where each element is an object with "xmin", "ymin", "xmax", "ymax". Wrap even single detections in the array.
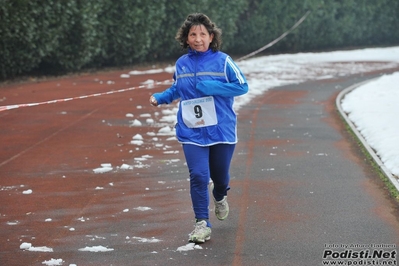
[{"xmin": 194, "ymin": 51, "xmax": 198, "ymax": 97}]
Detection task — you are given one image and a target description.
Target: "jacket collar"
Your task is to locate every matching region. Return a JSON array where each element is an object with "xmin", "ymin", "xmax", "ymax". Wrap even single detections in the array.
[{"xmin": 188, "ymin": 48, "xmax": 213, "ymax": 56}]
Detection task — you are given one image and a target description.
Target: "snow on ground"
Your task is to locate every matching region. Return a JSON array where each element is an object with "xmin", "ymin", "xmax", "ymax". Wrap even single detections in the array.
[
  {"xmin": 341, "ymin": 72, "xmax": 399, "ymax": 177},
  {"xmin": 235, "ymin": 46, "xmax": 399, "ymax": 110}
]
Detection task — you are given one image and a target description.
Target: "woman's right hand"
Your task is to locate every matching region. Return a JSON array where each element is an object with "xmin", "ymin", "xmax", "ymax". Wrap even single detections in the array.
[{"xmin": 149, "ymin": 95, "xmax": 158, "ymax": 106}]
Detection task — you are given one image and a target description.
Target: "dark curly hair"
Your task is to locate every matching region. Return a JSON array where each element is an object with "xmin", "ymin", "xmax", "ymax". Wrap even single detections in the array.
[{"xmin": 175, "ymin": 13, "xmax": 222, "ymax": 52}]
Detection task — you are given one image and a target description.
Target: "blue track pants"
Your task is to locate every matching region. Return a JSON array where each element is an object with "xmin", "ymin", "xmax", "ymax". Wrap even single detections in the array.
[{"xmin": 182, "ymin": 143, "xmax": 236, "ymax": 223}]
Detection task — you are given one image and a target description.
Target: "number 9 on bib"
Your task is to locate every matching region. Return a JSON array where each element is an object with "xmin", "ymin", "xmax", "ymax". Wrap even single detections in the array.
[{"xmin": 181, "ymin": 96, "xmax": 218, "ymax": 128}]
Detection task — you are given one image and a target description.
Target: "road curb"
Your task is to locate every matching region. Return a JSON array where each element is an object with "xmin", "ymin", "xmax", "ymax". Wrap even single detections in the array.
[{"xmin": 336, "ymin": 78, "xmax": 399, "ymax": 193}]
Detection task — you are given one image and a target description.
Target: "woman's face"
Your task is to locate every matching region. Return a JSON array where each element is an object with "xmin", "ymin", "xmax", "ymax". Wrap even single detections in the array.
[{"xmin": 186, "ymin": 24, "xmax": 214, "ymax": 52}]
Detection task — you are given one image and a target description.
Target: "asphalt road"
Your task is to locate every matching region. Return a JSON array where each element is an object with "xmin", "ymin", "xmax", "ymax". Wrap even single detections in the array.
[
  {"xmin": 229, "ymin": 73, "xmax": 399, "ymax": 266},
  {"xmin": 0, "ymin": 69, "xmax": 398, "ymax": 266}
]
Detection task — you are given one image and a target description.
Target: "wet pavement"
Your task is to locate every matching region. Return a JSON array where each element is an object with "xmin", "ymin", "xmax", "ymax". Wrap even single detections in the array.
[{"xmin": 0, "ymin": 68, "xmax": 398, "ymax": 266}]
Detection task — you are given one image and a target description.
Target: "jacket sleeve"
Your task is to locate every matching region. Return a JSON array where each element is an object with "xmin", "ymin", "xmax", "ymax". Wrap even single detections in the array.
[
  {"xmin": 196, "ymin": 56, "xmax": 248, "ymax": 97},
  {"xmin": 152, "ymin": 76, "xmax": 180, "ymax": 104}
]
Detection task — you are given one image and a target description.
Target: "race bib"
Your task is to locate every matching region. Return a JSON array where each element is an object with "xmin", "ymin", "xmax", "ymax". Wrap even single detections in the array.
[{"xmin": 181, "ymin": 96, "xmax": 218, "ymax": 128}]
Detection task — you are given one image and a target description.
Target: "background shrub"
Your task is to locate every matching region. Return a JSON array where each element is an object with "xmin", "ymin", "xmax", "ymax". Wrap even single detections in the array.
[{"xmin": 0, "ymin": 0, "xmax": 398, "ymax": 80}]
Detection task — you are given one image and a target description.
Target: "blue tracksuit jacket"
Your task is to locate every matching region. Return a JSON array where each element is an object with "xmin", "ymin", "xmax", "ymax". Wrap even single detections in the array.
[{"xmin": 152, "ymin": 48, "xmax": 248, "ymax": 146}]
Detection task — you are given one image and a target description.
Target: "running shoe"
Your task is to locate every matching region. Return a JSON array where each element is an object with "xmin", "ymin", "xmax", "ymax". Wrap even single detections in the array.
[
  {"xmin": 210, "ymin": 182, "xmax": 229, "ymax": 220},
  {"xmin": 188, "ymin": 220, "xmax": 211, "ymax": 243}
]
